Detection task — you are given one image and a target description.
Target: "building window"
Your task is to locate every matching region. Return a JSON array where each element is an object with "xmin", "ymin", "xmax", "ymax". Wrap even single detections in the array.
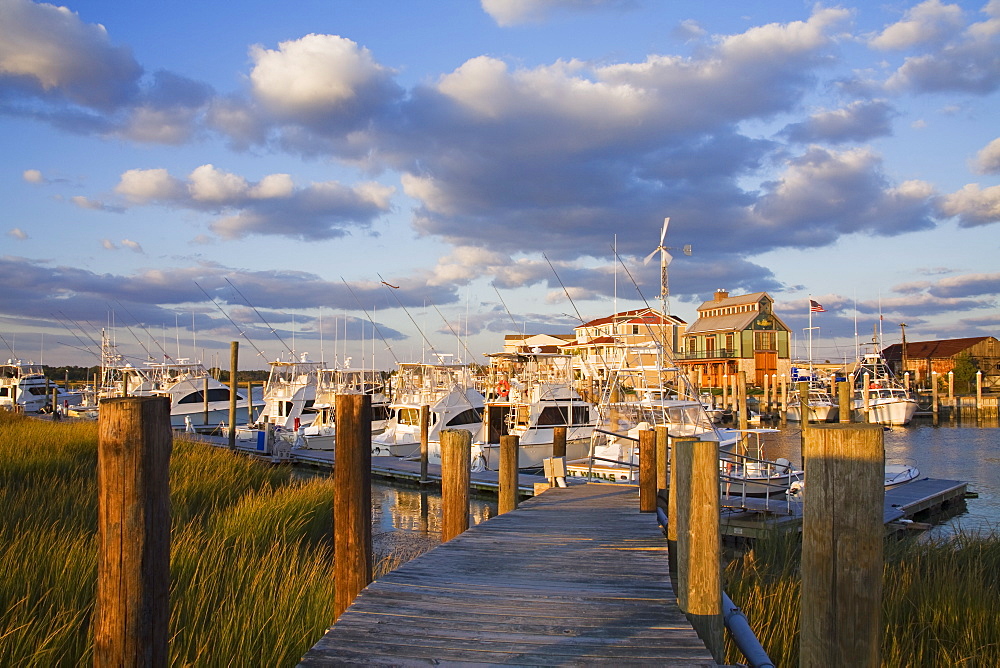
[{"xmin": 755, "ymin": 331, "xmax": 776, "ymax": 350}]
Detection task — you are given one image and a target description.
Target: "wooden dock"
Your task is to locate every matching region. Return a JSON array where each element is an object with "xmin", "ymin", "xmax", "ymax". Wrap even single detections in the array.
[
  {"xmin": 718, "ymin": 477, "xmax": 968, "ymax": 540},
  {"xmin": 300, "ymin": 483, "xmax": 716, "ymax": 666}
]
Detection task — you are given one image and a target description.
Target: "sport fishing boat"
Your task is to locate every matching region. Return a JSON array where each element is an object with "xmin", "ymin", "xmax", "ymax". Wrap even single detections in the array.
[
  {"xmin": 234, "ymin": 354, "xmax": 322, "ymax": 452},
  {"xmin": 122, "ymin": 358, "xmax": 259, "ymax": 429},
  {"xmin": 786, "ymin": 380, "xmax": 838, "ymax": 423},
  {"xmin": 480, "ymin": 351, "xmax": 596, "ymax": 469},
  {"xmin": 0, "ymin": 360, "xmax": 83, "ymax": 413},
  {"xmin": 288, "ymin": 366, "xmax": 391, "ymax": 451},
  {"xmin": 850, "ymin": 353, "xmax": 918, "ymax": 425},
  {"xmin": 372, "ymin": 362, "xmax": 485, "ymax": 462}
]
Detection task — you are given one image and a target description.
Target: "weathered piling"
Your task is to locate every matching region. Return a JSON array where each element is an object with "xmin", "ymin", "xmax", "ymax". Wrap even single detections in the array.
[
  {"xmin": 334, "ymin": 393, "xmax": 372, "ymax": 621},
  {"xmin": 552, "ymin": 425, "xmax": 567, "ymax": 458},
  {"xmin": 498, "ymin": 434, "xmax": 519, "ymax": 514},
  {"xmin": 228, "ymin": 341, "xmax": 238, "ymax": 449},
  {"xmin": 931, "ymin": 371, "xmax": 939, "ymax": 425},
  {"xmin": 441, "ymin": 429, "xmax": 471, "ymax": 542},
  {"xmin": 737, "ymin": 371, "xmax": 749, "ymax": 433},
  {"xmin": 419, "ymin": 404, "xmax": 430, "ymax": 483},
  {"xmin": 800, "ymin": 424, "xmax": 883, "ymax": 667},
  {"xmin": 673, "ymin": 436, "xmax": 723, "ymax": 662},
  {"xmin": 95, "ymin": 396, "xmax": 172, "ymax": 668},
  {"xmin": 838, "ymin": 380, "xmax": 852, "ymax": 423},
  {"xmin": 203, "ymin": 375, "xmax": 210, "ymax": 425},
  {"xmin": 655, "ymin": 425, "xmax": 669, "ymax": 492},
  {"xmin": 798, "ymin": 381, "xmax": 811, "ymax": 430},
  {"xmin": 638, "ymin": 428, "xmax": 656, "ymax": 513}
]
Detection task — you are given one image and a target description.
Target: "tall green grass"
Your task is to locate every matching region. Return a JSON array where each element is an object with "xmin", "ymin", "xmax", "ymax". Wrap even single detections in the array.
[
  {"xmin": 0, "ymin": 411, "xmax": 431, "ymax": 666},
  {"xmin": 724, "ymin": 528, "xmax": 1000, "ymax": 666}
]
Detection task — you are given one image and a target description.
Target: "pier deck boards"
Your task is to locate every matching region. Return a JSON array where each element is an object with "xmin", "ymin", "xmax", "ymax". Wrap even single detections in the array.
[{"xmin": 300, "ymin": 483, "xmax": 715, "ymax": 666}]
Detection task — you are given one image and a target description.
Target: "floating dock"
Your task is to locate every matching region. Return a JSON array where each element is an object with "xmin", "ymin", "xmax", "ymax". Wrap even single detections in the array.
[
  {"xmin": 300, "ymin": 483, "xmax": 716, "ymax": 666},
  {"xmin": 718, "ymin": 477, "xmax": 968, "ymax": 540}
]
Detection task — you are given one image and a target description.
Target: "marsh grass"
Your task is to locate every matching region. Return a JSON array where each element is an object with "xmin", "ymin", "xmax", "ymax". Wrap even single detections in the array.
[
  {"xmin": 0, "ymin": 412, "xmax": 433, "ymax": 666},
  {"xmin": 724, "ymin": 528, "xmax": 1000, "ymax": 666}
]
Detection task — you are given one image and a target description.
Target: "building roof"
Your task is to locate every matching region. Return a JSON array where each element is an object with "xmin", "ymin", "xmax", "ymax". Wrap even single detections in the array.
[
  {"xmin": 684, "ymin": 312, "xmax": 760, "ymax": 335},
  {"xmin": 577, "ymin": 308, "xmax": 685, "ymax": 329},
  {"xmin": 882, "ymin": 336, "xmax": 995, "ymax": 361},
  {"xmin": 695, "ymin": 291, "xmax": 768, "ymax": 313}
]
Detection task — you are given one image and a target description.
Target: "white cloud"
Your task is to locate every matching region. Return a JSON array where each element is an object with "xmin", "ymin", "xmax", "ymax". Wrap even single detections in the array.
[
  {"xmin": 938, "ymin": 183, "xmax": 1000, "ymax": 226},
  {"xmin": 481, "ymin": 0, "xmax": 631, "ymax": 27},
  {"xmin": 22, "ymin": 169, "xmax": 45, "ymax": 184},
  {"xmin": 121, "ymin": 239, "xmax": 144, "ymax": 253},
  {"xmin": 7, "ymin": 228, "xmax": 28, "ymax": 240},
  {"xmin": 974, "ymin": 137, "xmax": 1000, "ymax": 173},
  {"xmin": 116, "ymin": 168, "xmax": 186, "ymax": 203},
  {"xmin": 249, "ymin": 34, "xmax": 394, "ymax": 120},
  {"xmin": 71, "ymin": 195, "xmax": 120, "ymax": 212},
  {"xmin": 101, "ymin": 239, "xmax": 117, "ymax": 250},
  {"xmin": 869, "ymin": 0, "xmax": 965, "ymax": 50},
  {"xmin": 0, "ymin": 0, "xmax": 141, "ymax": 109},
  {"xmin": 250, "ymin": 173, "xmax": 295, "ymax": 199},
  {"xmin": 188, "ymin": 164, "xmax": 249, "ymax": 203}
]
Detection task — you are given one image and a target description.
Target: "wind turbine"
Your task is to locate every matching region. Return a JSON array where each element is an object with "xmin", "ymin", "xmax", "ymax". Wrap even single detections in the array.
[{"xmin": 643, "ymin": 217, "xmax": 692, "ymax": 316}]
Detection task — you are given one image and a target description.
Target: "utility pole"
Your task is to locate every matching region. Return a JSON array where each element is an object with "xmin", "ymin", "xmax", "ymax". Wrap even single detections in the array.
[{"xmin": 899, "ymin": 323, "xmax": 908, "ymax": 378}]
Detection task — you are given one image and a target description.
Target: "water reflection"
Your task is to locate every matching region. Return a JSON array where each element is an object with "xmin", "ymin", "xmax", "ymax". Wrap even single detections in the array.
[{"xmin": 756, "ymin": 420, "xmax": 998, "ymax": 535}]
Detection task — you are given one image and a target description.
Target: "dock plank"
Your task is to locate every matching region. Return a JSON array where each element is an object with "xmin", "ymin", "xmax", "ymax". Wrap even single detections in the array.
[{"xmin": 300, "ymin": 483, "xmax": 716, "ymax": 666}]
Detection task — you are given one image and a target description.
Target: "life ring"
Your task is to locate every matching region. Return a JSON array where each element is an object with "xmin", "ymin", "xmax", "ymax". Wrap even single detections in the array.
[
  {"xmin": 869, "ymin": 382, "xmax": 880, "ymax": 389},
  {"xmin": 496, "ymin": 379, "xmax": 510, "ymax": 398}
]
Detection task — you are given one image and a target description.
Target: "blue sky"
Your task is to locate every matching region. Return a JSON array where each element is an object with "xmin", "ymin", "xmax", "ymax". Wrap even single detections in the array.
[{"xmin": 2, "ymin": 0, "xmax": 998, "ymax": 369}]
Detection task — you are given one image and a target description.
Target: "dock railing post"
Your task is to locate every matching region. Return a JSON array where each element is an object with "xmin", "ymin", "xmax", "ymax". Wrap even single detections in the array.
[
  {"xmin": 552, "ymin": 425, "xmax": 567, "ymax": 458},
  {"xmin": 800, "ymin": 423, "xmax": 883, "ymax": 667},
  {"xmin": 499, "ymin": 434, "xmax": 519, "ymax": 514},
  {"xmin": 228, "ymin": 341, "xmax": 238, "ymax": 450},
  {"xmin": 334, "ymin": 393, "xmax": 372, "ymax": 621},
  {"xmin": 95, "ymin": 396, "xmax": 172, "ymax": 668},
  {"xmin": 638, "ymin": 428, "xmax": 656, "ymax": 513},
  {"xmin": 441, "ymin": 429, "xmax": 471, "ymax": 542},
  {"xmin": 419, "ymin": 404, "xmax": 430, "ymax": 483},
  {"xmin": 674, "ymin": 436, "xmax": 723, "ymax": 662},
  {"xmin": 931, "ymin": 371, "xmax": 939, "ymax": 425},
  {"xmin": 838, "ymin": 380, "xmax": 852, "ymax": 423}
]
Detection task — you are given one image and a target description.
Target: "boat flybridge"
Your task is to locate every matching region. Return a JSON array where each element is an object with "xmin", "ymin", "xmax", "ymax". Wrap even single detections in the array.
[
  {"xmin": 372, "ymin": 361, "xmax": 485, "ymax": 465},
  {"xmin": 0, "ymin": 360, "xmax": 83, "ymax": 413},
  {"xmin": 481, "ymin": 350, "xmax": 596, "ymax": 469},
  {"xmin": 287, "ymin": 365, "xmax": 392, "ymax": 451},
  {"xmin": 849, "ymin": 352, "xmax": 918, "ymax": 425}
]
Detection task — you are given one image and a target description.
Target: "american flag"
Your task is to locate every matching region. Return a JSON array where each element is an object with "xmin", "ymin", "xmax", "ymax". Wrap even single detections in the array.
[{"xmin": 809, "ymin": 300, "xmax": 826, "ymax": 313}]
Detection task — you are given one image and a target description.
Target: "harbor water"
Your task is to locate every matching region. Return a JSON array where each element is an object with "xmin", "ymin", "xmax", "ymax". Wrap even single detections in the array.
[
  {"xmin": 362, "ymin": 419, "xmax": 997, "ymax": 555},
  {"xmin": 757, "ymin": 420, "xmax": 999, "ymax": 537}
]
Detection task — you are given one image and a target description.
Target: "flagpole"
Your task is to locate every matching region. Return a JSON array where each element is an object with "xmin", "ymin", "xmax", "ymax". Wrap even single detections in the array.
[{"xmin": 808, "ymin": 296, "xmax": 814, "ymax": 379}]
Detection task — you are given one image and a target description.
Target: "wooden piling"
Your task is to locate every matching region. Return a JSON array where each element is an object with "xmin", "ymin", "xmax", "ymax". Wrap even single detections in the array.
[
  {"xmin": 95, "ymin": 396, "xmax": 172, "ymax": 668},
  {"xmin": 674, "ymin": 436, "xmax": 723, "ymax": 662},
  {"xmin": 721, "ymin": 376, "xmax": 728, "ymax": 413},
  {"xmin": 655, "ymin": 425, "xmax": 669, "ymax": 492},
  {"xmin": 228, "ymin": 341, "xmax": 238, "ymax": 450},
  {"xmin": 498, "ymin": 435, "xmax": 519, "ymax": 514},
  {"xmin": 203, "ymin": 375, "xmax": 210, "ymax": 426},
  {"xmin": 737, "ymin": 371, "xmax": 748, "ymax": 433},
  {"xmin": 780, "ymin": 374, "xmax": 787, "ymax": 425},
  {"xmin": 440, "ymin": 429, "xmax": 471, "ymax": 542},
  {"xmin": 638, "ymin": 428, "xmax": 656, "ymax": 513},
  {"xmin": 931, "ymin": 372, "xmax": 939, "ymax": 425},
  {"xmin": 552, "ymin": 425, "xmax": 567, "ymax": 458},
  {"xmin": 798, "ymin": 381, "xmax": 811, "ymax": 429},
  {"xmin": 419, "ymin": 405, "xmax": 430, "ymax": 483},
  {"xmin": 838, "ymin": 380, "xmax": 852, "ymax": 423},
  {"xmin": 862, "ymin": 372, "xmax": 871, "ymax": 422},
  {"xmin": 800, "ymin": 424, "xmax": 883, "ymax": 667},
  {"xmin": 334, "ymin": 393, "xmax": 372, "ymax": 621},
  {"xmin": 246, "ymin": 381, "xmax": 254, "ymax": 423}
]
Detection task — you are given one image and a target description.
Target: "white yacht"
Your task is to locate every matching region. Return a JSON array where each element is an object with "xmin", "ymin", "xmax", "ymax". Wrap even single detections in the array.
[
  {"xmin": 372, "ymin": 362, "xmax": 485, "ymax": 463},
  {"xmin": 0, "ymin": 360, "xmax": 83, "ymax": 413},
  {"xmin": 290, "ymin": 366, "xmax": 391, "ymax": 451},
  {"xmin": 850, "ymin": 353, "xmax": 918, "ymax": 425},
  {"xmin": 481, "ymin": 351, "xmax": 596, "ymax": 469}
]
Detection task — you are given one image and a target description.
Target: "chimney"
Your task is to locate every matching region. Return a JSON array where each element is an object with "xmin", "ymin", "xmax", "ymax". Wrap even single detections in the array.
[{"xmin": 713, "ymin": 289, "xmax": 729, "ymax": 302}]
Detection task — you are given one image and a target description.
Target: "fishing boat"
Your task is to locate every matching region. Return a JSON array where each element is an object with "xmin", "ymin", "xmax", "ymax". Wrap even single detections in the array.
[
  {"xmin": 0, "ymin": 360, "xmax": 83, "ymax": 413},
  {"xmin": 786, "ymin": 380, "xmax": 838, "ymax": 423},
  {"xmin": 233, "ymin": 354, "xmax": 322, "ymax": 452},
  {"xmin": 288, "ymin": 366, "xmax": 391, "ymax": 451},
  {"xmin": 720, "ymin": 429, "xmax": 803, "ymax": 497},
  {"xmin": 371, "ymin": 362, "xmax": 485, "ymax": 462},
  {"xmin": 480, "ymin": 351, "xmax": 596, "ymax": 469},
  {"xmin": 566, "ymin": 342, "xmax": 740, "ymax": 482},
  {"xmin": 122, "ymin": 358, "xmax": 259, "ymax": 429},
  {"xmin": 850, "ymin": 353, "xmax": 918, "ymax": 425}
]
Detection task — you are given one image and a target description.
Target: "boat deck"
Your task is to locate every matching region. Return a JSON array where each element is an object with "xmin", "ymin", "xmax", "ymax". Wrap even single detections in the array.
[{"xmin": 299, "ymin": 484, "xmax": 716, "ymax": 666}]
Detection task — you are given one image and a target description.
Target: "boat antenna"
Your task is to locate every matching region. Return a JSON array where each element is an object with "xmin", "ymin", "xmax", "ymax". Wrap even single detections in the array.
[
  {"xmin": 111, "ymin": 301, "xmax": 171, "ymax": 361},
  {"xmin": 194, "ymin": 282, "xmax": 268, "ymax": 362},
  {"xmin": 341, "ymin": 277, "xmax": 400, "ymax": 365},
  {"xmin": 224, "ymin": 277, "xmax": 295, "ymax": 358}
]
